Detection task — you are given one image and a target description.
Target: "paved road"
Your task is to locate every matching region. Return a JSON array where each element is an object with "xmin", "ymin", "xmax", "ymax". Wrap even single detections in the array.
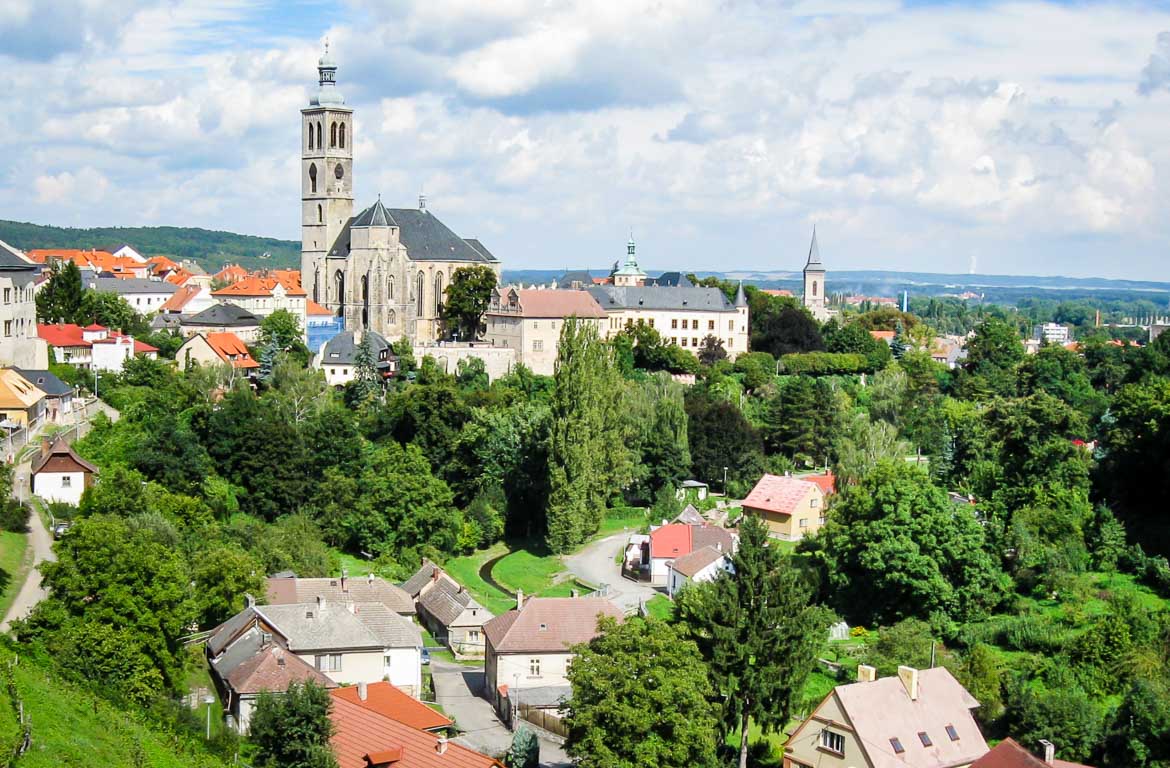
[
  {"xmin": 431, "ymin": 660, "xmax": 570, "ymax": 767},
  {"xmin": 562, "ymin": 533, "xmax": 658, "ymax": 613},
  {"xmin": 0, "ymin": 494, "xmax": 55, "ymax": 633}
]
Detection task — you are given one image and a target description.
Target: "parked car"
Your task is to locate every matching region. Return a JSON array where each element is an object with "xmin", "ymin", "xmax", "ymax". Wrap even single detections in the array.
[
  {"xmin": 421, "ymin": 648, "xmax": 431, "ymax": 666},
  {"xmin": 51, "ymin": 521, "xmax": 71, "ymax": 539}
]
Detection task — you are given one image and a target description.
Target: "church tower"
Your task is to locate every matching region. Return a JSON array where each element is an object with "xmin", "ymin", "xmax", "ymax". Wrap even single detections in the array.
[
  {"xmin": 802, "ymin": 226, "xmax": 827, "ymax": 320},
  {"xmin": 301, "ymin": 42, "xmax": 353, "ymax": 314}
]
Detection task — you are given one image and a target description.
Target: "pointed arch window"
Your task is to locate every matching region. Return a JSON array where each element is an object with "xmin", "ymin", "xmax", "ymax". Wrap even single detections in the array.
[
  {"xmin": 313, "ymin": 268, "xmax": 319, "ymax": 304},
  {"xmin": 317, "ymin": 204, "xmax": 323, "ymax": 223},
  {"xmin": 330, "ymin": 122, "xmax": 337, "ymax": 148},
  {"xmin": 388, "ymin": 275, "xmax": 395, "ymax": 301},
  {"xmin": 812, "ymin": 280, "xmax": 818, "ymax": 297},
  {"xmin": 335, "ymin": 270, "xmax": 345, "ymax": 317},
  {"xmin": 416, "ymin": 273, "xmax": 425, "ymax": 316},
  {"xmin": 307, "ymin": 123, "xmax": 314, "ymax": 150},
  {"xmin": 309, "ymin": 163, "xmax": 317, "ymax": 194},
  {"xmin": 434, "ymin": 272, "xmax": 444, "ymax": 314},
  {"xmin": 339, "ymin": 123, "xmax": 346, "ymax": 149},
  {"xmin": 361, "ymin": 274, "xmax": 370, "ymax": 329}
]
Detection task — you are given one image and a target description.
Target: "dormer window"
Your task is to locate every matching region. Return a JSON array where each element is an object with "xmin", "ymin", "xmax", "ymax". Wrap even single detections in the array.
[
  {"xmin": 890, "ymin": 737, "xmax": 905, "ymax": 754},
  {"xmin": 945, "ymin": 725, "xmax": 959, "ymax": 741},
  {"xmin": 918, "ymin": 732, "xmax": 933, "ymax": 747}
]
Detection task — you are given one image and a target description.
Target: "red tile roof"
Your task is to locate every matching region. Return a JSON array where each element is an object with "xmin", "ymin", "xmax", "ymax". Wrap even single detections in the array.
[
  {"xmin": 742, "ymin": 474, "xmax": 821, "ymax": 517},
  {"xmin": 971, "ymin": 738, "xmax": 1094, "ymax": 768},
  {"xmin": 510, "ymin": 289, "xmax": 606, "ymax": 318},
  {"xmin": 870, "ymin": 330, "xmax": 896, "ymax": 341},
  {"xmin": 160, "ymin": 284, "xmax": 203, "ymax": 313},
  {"xmin": 228, "ymin": 645, "xmax": 336, "ymax": 695},
  {"xmin": 801, "ymin": 471, "xmax": 836, "ymax": 496},
  {"xmin": 214, "ymin": 264, "xmax": 249, "ymax": 284},
  {"xmin": 212, "ymin": 274, "xmax": 306, "ymax": 298},
  {"xmin": 650, "ymin": 523, "xmax": 691, "ymax": 559},
  {"xmin": 307, "ymin": 299, "xmax": 334, "ymax": 316},
  {"xmin": 332, "ymin": 683, "xmax": 452, "ymax": 732},
  {"xmin": 206, "ymin": 332, "xmax": 259, "ymax": 369},
  {"xmin": 37, "ymin": 323, "xmax": 92, "ymax": 348},
  {"xmin": 483, "ymin": 597, "xmax": 623, "ymax": 654},
  {"xmin": 760, "ymin": 289, "xmax": 793, "ymax": 297},
  {"xmin": 330, "ymin": 696, "xmax": 503, "ymax": 768}
]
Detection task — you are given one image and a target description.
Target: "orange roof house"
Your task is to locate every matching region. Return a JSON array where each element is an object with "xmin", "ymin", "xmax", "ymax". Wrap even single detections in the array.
[
  {"xmin": 307, "ymin": 299, "xmax": 333, "ymax": 316},
  {"xmin": 214, "ymin": 264, "xmax": 249, "ymax": 284},
  {"xmin": 330, "ymin": 695, "xmax": 502, "ymax": 768},
  {"xmin": 742, "ymin": 473, "xmax": 828, "ymax": 541},
  {"xmin": 211, "ymin": 275, "xmax": 308, "ymax": 298},
  {"xmin": 332, "ymin": 682, "xmax": 452, "ymax": 733},
  {"xmin": 176, "ymin": 332, "xmax": 259, "ymax": 371},
  {"xmin": 970, "ymin": 738, "xmax": 1093, "ymax": 768}
]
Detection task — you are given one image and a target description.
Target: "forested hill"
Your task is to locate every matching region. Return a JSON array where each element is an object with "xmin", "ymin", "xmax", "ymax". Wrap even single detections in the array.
[{"xmin": 0, "ymin": 219, "xmax": 300, "ymax": 272}]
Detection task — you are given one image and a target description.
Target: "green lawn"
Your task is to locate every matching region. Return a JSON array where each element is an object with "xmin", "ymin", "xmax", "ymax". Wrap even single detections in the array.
[
  {"xmin": 334, "ymin": 551, "xmax": 376, "ymax": 577},
  {"xmin": 644, "ymin": 594, "xmax": 675, "ymax": 621},
  {"xmin": 492, "ymin": 549, "xmax": 565, "ymax": 595},
  {"xmin": 596, "ymin": 506, "xmax": 651, "ymax": 537},
  {"xmin": 6, "ymin": 648, "xmax": 229, "ymax": 768},
  {"xmin": 184, "ymin": 648, "xmax": 227, "ymax": 740},
  {"xmin": 0, "ymin": 528, "xmax": 31, "ymax": 621},
  {"xmin": 444, "ymin": 542, "xmax": 516, "ymax": 616}
]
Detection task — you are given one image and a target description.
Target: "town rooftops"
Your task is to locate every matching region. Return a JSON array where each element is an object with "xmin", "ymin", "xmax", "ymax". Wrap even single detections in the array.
[
  {"xmin": 585, "ymin": 284, "xmax": 738, "ymax": 312},
  {"xmin": 970, "ymin": 738, "xmax": 1093, "ymax": 768},
  {"xmin": 91, "ymin": 277, "xmax": 178, "ymax": 295},
  {"xmin": 418, "ymin": 577, "xmax": 485, "ymax": 628},
  {"xmin": 401, "ymin": 560, "xmax": 444, "ymax": 598},
  {"xmin": 181, "ymin": 303, "xmax": 260, "ymax": 327},
  {"xmin": 31, "ymin": 435, "xmax": 98, "ymax": 476},
  {"xmin": 159, "ymin": 284, "xmax": 205, "ymax": 313},
  {"xmin": 224, "ymin": 644, "xmax": 336, "ymax": 695},
  {"xmin": 332, "ymin": 682, "xmax": 452, "ymax": 732},
  {"xmin": 330, "ymin": 695, "xmax": 503, "ymax": 768},
  {"xmin": 12, "ymin": 369, "xmax": 71, "ymax": 398},
  {"xmin": 742, "ymin": 474, "xmax": 821, "ymax": 517},
  {"xmin": 267, "ymin": 574, "xmax": 415, "ymax": 616},
  {"xmin": 211, "ymin": 274, "xmax": 306, "ymax": 298},
  {"xmin": 0, "ymin": 369, "xmax": 45, "ymax": 410},
  {"xmin": 674, "ymin": 504, "xmax": 705, "ymax": 525},
  {"xmin": 483, "ymin": 597, "xmax": 623, "ymax": 654},
  {"xmin": 252, "ymin": 603, "xmax": 384, "ymax": 653},
  {"xmin": 668, "ymin": 545, "xmax": 727, "ymax": 578},
  {"xmin": 649, "ymin": 523, "xmax": 734, "ymax": 560}
]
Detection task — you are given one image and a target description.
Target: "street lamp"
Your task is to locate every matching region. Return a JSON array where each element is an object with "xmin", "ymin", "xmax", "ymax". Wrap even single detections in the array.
[
  {"xmin": 722, "ymin": 466, "xmax": 728, "ymax": 496},
  {"xmin": 512, "ymin": 673, "xmax": 520, "ymax": 726},
  {"xmin": 203, "ymin": 695, "xmax": 216, "ymax": 739}
]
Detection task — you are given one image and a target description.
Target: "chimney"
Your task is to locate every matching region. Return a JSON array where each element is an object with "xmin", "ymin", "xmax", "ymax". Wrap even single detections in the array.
[
  {"xmin": 245, "ymin": 593, "xmax": 255, "ymax": 608},
  {"xmin": 274, "ymin": 647, "xmax": 285, "ymax": 666},
  {"xmin": 1039, "ymin": 740, "xmax": 1055, "ymax": 765},
  {"xmin": 436, "ymin": 737, "xmax": 448, "ymax": 755},
  {"xmin": 431, "ymin": 566, "xmax": 440, "ymax": 583},
  {"xmin": 856, "ymin": 664, "xmax": 877, "ymax": 683},
  {"xmin": 897, "ymin": 666, "xmax": 919, "ymax": 700},
  {"xmin": 367, "ymin": 572, "xmax": 374, "ymax": 585},
  {"xmin": 516, "ymin": 589, "xmax": 524, "ymax": 611},
  {"xmin": 40, "ymin": 438, "xmax": 50, "ymax": 456},
  {"xmin": 316, "ymin": 595, "xmax": 324, "ymax": 612},
  {"xmin": 341, "ymin": 568, "xmax": 348, "ymax": 592},
  {"xmin": 358, "ymin": 681, "xmax": 368, "ymax": 701}
]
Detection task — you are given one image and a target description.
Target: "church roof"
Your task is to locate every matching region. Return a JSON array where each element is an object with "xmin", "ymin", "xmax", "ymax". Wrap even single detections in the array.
[
  {"xmin": 330, "ymin": 205, "xmax": 499, "ymax": 265},
  {"xmin": 805, "ymin": 227, "xmax": 824, "ymax": 270},
  {"xmin": 351, "ymin": 199, "xmax": 397, "ymax": 228}
]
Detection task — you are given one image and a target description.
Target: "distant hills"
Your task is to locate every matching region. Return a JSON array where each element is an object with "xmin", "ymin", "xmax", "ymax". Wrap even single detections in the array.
[{"xmin": 0, "ymin": 219, "xmax": 300, "ymax": 273}]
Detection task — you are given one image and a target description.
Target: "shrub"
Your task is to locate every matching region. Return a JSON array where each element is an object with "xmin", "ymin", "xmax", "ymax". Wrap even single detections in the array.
[
  {"xmin": 779, "ymin": 352, "xmax": 868, "ymax": 376},
  {"xmin": 0, "ymin": 500, "xmax": 28, "ymax": 533}
]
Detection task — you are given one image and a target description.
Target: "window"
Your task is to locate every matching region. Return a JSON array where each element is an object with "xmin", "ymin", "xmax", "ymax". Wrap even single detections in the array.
[
  {"xmin": 469, "ymin": 630, "xmax": 480, "ymax": 642},
  {"xmin": 799, "ymin": 518, "xmax": 808, "ymax": 527},
  {"xmin": 309, "ymin": 163, "xmax": 318, "ymax": 193},
  {"xmin": 811, "ymin": 498, "xmax": 820, "ymax": 508},
  {"xmin": 821, "ymin": 731, "xmax": 845, "ymax": 754},
  {"xmin": 3, "ymin": 320, "xmax": 10, "ymax": 337},
  {"xmin": 2, "ymin": 288, "xmax": 9, "ymax": 304},
  {"xmin": 708, "ymin": 320, "xmax": 715, "ymax": 330},
  {"xmin": 728, "ymin": 338, "xmax": 733, "ymax": 348},
  {"xmin": 681, "ymin": 338, "xmax": 687, "ymax": 347},
  {"xmin": 307, "ymin": 123, "xmax": 314, "ymax": 149},
  {"xmin": 330, "ymin": 121, "xmax": 337, "ymax": 148},
  {"xmin": 648, "ymin": 319, "xmax": 654, "ymax": 328},
  {"xmin": 812, "ymin": 280, "xmax": 818, "ymax": 297},
  {"xmin": 339, "ymin": 122, "xmax": 346, "ymax": 148},
  {"xmin": 671, "ymin": 318, "xmax": 678, "ymax": 329},
  {"xmin": 335, "ymin": 163, "xmax": 344, "ymax": 180},
  {"xmin": 529, "ymin": 658, "xmax": 541, "ymax": 677},
  {"xmin": 692, "ymin": 338, "xmax": 698, "ymax": 347},
  {"xmin": 317, "ymin": 121, "xmax": 323, "ymax": 149},
  {"xmin": 533, "ymin": 340, "xmax": 543, "ymax": 352},
  {"xmin": 61, "ymin": 476, "xmax": 72, "ymax": 488},
  {"xmin": 729, "ymin": 320, "xmax": 734, "ymax": 330},
  {"xmin": 945, "ymin": 725, "xmax": 959, "ymax": 742},
  {"xmin": 384, "ymin": 654, "xmax": 392, "ymax": 667},
  {"xmin": 918, "ymin": 732, "xmax": 933, "ymax": 747},
  {"xmin": 315, "ymin": 654, "xmax": 342, "ymax": 672},
  {"xmin": 416, "ymin": 273, "xmax": 425, "ymax": 316},
  {"xmin": 671, "ymin": 337, "xmax": 677, "ymax": 344},
  {"xmin": 890, "ymin": 737, "xmax": 905, "ymax": 754}
]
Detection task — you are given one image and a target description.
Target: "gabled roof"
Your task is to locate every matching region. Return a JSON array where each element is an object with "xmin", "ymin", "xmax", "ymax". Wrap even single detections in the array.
[
  {"xmin": 798, "ymin": 470, "xmax": 836, "ymax": 496},
  {"xmin": 253, "ymin": 603, "xmax": 383, "ymax": 653},
  {"xmin": 37, "ymin": 323, "xmax": 93, "ymax": 348},
  {"xmin": 12, "ymin": 369, "xmax": 71, "ymax": 397},
  {"xmin": 267, "ymin": 575, "xmax": 415, "ymax": 615},
  {"xmin": 826, "ymin": 667, "xmax": 987, "ymax": 768},
  {"xmin": 418, "ymin": 577, "xmax": 486, "ymax": 628},
  {"xmin": 490, "ymin": 289, "xmax": 607, "ymax": 319},
  {"xmin": 332, "ymin": 683, "xmax": 452, "ymax": 732},
  {"xmin": 0, "ymin": 369, "xmax": 46, "ymax": 410},
  {"xmin": 349, "ymin": 603, "xmax": 423, "ymax": 648},
  {"xmin": 225, "ymin": 644, "xmax": 336, "ymax": 695},
  {"xmin": 352, "ymin": 199, "xmax": 398, "ymax": 228},
  {"xmin": 674, "ymin": 504, "xmax": 705, "ymax": 525},
  {"xmin": 330, "ymin": 205, "xmax": 499, "ymax": 264},
  {"xmin": 31, "ymin": 435, "xmax": 98, "ymax": 476},
  {"xmin": 159, "ymin": 284, "xmax": 205, "ymax": 313},
  {"xmin": 214, "ymin": 264, "xmax": 249, "ymax": 284},
  {"xmin": 318, "ymin": 330, "xmax": 394, "ymax": 368},
  {"xmin": 330, "ymin": 696, "xmax": 504, "ymax": 768},
  {"xmin": 482, "ymin": 597, "xmax": 623, "ymax": 654},
  {"xmin": 205, "ymin": 332, "xmax": 260, "ymax": 369},
  {"xmin": 668, "ymin": 545, "xmax": 728, "ymax": 578},
  {"xmin": 307, "ymin": 299, "xmax": 334, "ymax": 316},
  {"xmin": 649, "ymin": 523, "xmax": 734, "ymax": 560},
  {"xmin": 92, "ymin": 277, "xmax": 177, "ymax": 295},
  {"xmin": 555, "ymin": 270, "xmax": 594, "ymax": 289},
  {"xmin": 211, "ymin": 275, "xmax": 306, "ymax": 298},
  {"xmin": 0, "ymin": 239, "xmax": 35, "ymax": 271},
  {"xmin": 971, "ymin": 738, "xmax": 1093, "ymax": 768},
  {"xmin": 742, "ymin": 474, "xmax": 821, "ymax": 517},
  {"xmin": 401, "ymin": 560, "xmax": 442, "ymax": 598},
  {"xmin": 181, "ymin": 303, "xmax": 260, "ymax": 327}
]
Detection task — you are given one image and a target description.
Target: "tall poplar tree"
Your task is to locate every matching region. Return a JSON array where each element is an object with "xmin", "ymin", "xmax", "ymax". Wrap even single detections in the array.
[
  {"xmin": 545, "ymin": 318, "xmax": 630, "ymax": 552},
  {"xmin": 36, "ymin": 258, "xmax": 84, "ymax": 323},
  {"xmin": 677, "ymin": 515, "xmax": 831, "ymax": 768}
]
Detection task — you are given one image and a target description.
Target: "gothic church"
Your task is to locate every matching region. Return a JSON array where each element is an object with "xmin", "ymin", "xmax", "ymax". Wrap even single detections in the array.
[{"xmin": 300, "ymin": 46, "xmax": 501, "ymax": 342}]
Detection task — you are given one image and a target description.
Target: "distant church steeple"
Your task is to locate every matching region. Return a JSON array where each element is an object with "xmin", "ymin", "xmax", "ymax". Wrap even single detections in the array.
[
  {"xmin": 802, "ymin": 226, "xmax": 828, "ymax": 320},
  {"xmin": 613, "ymin": 234, "xmax": 646, "ymax": 287}
]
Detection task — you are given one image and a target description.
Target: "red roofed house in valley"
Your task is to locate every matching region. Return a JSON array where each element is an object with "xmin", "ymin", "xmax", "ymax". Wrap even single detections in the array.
[
  {"xmin": 784, "ymin": 665, "xmax": 989, "ymax": 768},
  {"xmin": 970, "ymin": 738, "xmax": 1094, "ymax": 768},
  {"xmin": 176, "ymin": 332, "xmax": 260, "ymax": 371},
  {"xmin": 742, "ymin": 473, "xmax": 828, "ymax": 541},
  {"xmin": 644, "ymin": 521, "xmax": 736, "ymax": 585},
  {"xmin": 330, "ymin": 694, "xmax": 502, "ymax": 768},
  {"xmin": 37, "ymin": 323, "xmax": 157, "ymax": 373},
  {"xmin": 333, "ymin": 682, "xmax": 452, "ymax": 734},
  {"xmin": 483, "ymin": 287, "xmax": 607, "ymax": 375},
  {"xmin": 483, "ymin": 596, "xmax": 623, "ymax": 722}
]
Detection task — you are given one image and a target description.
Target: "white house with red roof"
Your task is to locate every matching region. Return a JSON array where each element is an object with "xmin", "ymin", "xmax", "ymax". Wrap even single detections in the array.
[
  {"xmin": 211, "ymin": 274, "xmax": 308, "ymax": 329},
  {"xmin": 666, "ymin": 545, "xmax": 733, "ymax": 598},
  {"xmin": 645, "ymin": 522, "xmax": 736, "ymax": 585},
  {"xmin": 742, "ymin": 473, "xmax": 829, "ymax": 541},
  {"xmin": 37, "ymin": 323, "xmax": 156, "ymax": 372}
]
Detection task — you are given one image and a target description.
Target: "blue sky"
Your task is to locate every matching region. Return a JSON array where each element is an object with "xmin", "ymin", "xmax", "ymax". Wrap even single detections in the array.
[{"xmin": 2, "ymin": 0, "xmax": 1170, "ymax": 279}]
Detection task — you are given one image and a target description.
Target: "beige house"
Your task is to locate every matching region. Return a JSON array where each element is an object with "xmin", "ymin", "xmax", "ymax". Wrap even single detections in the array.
[
  {"xmin": 0, "ymin": 367, "xmax": 45, "ymax": 428},
  {"xmin": 785, "ymin": 666, "xmax": 988, "ymax": 768},
  {"xmin": 742, "ymin": 473, "xmax": 827, "ymax": 540},
  {"xmin": 211, "ymin": 275, "xmax": 308, "ymax": 332},
  {"xmin": 401, "ymin": 560, "xmax": 493, "ymax": 657},
  {"xmin": 483, "ymin": 288, "xmax": 607, "ymax": 375},
  {"xmin": 483, "ymin": 596, "xmax": 624, "ymax": 719},
  {"xmin": 176, "ymin": 332, "xmax": 259, "ymax": 371}
]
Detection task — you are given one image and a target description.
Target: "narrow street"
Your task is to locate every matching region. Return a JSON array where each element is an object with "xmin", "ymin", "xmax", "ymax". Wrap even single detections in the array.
[
  {"xmin": 562, "ymin": 533, "xmax": 658, "ymax": 613},
  {"xmin": 431, "ymin": 659, "xmax": 570, "ymax": 767}
]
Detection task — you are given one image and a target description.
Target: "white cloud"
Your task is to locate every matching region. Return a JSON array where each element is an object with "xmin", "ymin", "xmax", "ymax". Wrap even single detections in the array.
[{"xmin": 35, "ymin": 168, "xmax": 109, "ymax": 204}]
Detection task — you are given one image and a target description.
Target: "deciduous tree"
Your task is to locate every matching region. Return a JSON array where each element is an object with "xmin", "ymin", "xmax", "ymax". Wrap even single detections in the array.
[
  {"xmin": 442, "ymin": 265, "xmax": 497, "ymax": 340},
  {"xmin": 250, "ymin": 680, "xmax": 338, "ymax": 768}
]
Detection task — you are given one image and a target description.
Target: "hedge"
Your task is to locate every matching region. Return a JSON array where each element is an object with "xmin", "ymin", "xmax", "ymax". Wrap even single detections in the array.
[{"xmin": 779, "ymin": 352, "xmax": 869, "ymax": 375}]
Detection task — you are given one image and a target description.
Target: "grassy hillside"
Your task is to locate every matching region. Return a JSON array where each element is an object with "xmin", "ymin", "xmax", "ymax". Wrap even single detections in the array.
[
  {"xmin": 0, "ymin": 646, "xmax": 230, "ymax": 768},
  {"xmin": 0, "ymin": 220, "xmax": 299, "ymax": 273}
]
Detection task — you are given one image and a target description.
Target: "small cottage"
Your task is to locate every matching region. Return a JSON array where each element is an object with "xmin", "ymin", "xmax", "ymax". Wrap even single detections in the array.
[{"xmin": 31, "ymin": 435, "xmax": 97, "ymax": 506}]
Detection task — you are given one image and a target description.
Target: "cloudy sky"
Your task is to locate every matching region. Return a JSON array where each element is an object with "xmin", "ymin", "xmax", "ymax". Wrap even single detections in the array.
[{"xmin": 3, "ymin": 0, "xmax": 1170, "ymax": 279}]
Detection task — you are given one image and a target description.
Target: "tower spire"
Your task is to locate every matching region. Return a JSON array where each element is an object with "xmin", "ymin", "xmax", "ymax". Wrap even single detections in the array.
[
  {"xmin": 805, "ymin": 225, "xmax": 822, "ymax": 269},
  {"xmin": 311, "ymin": 39, "xmax": 344, "ymax": 106}
]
